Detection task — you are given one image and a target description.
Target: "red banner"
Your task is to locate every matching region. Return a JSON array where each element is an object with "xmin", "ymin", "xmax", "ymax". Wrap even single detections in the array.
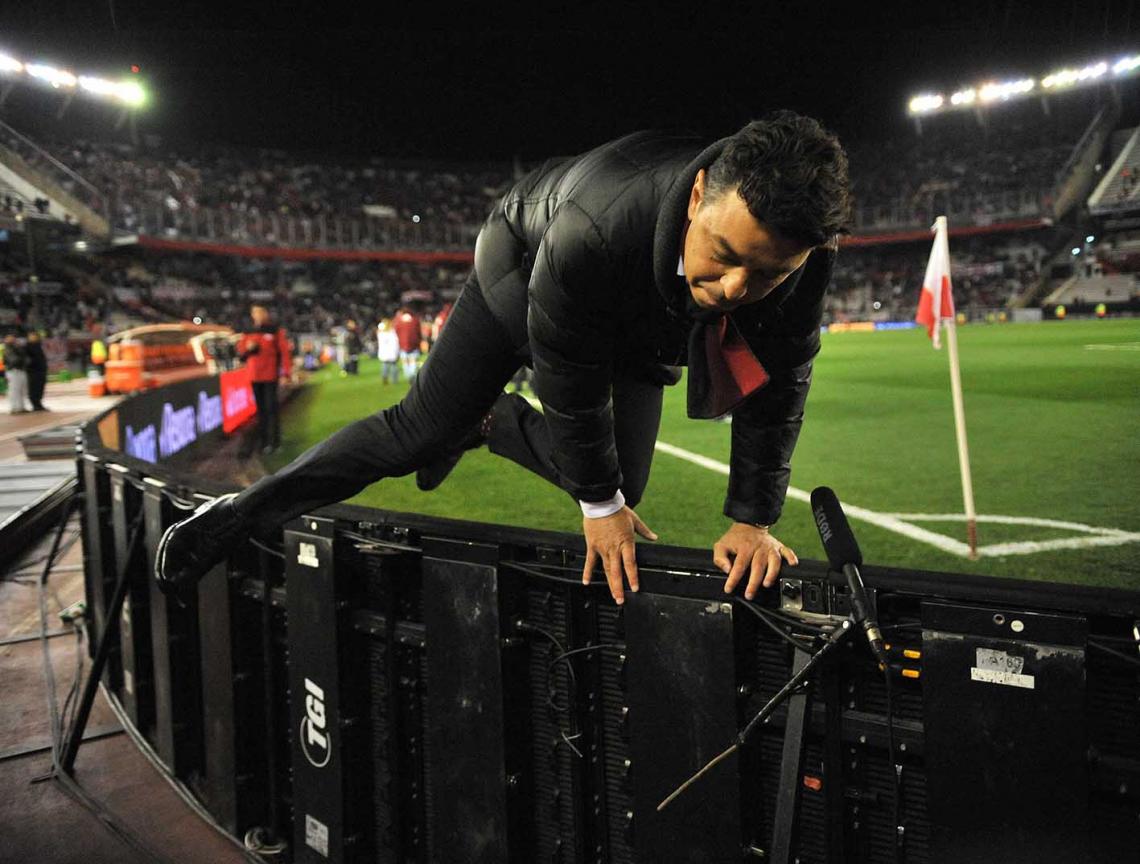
[{"xmin": 220, "ymin": 365, "xmax": 257, "ymax": 433}]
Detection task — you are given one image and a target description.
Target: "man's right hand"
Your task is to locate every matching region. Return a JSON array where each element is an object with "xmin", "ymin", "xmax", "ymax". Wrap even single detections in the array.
[{"xmin": 582, "ymin": 506, "xmax": 658, "ymax": 605}]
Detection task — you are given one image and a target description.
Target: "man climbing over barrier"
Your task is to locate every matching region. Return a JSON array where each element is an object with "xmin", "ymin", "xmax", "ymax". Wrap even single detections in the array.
[{"xmin": 156, "ymin": 111, "xmax": 851, "ymax": 607}]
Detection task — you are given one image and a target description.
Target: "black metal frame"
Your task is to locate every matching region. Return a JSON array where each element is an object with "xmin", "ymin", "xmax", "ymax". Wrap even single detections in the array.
[{"xmin": 64, "ymin": 376, "xmax": 1140, "ymax": 864}]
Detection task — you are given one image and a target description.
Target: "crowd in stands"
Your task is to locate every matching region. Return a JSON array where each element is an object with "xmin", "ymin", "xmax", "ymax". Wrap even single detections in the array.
[
  {"xmin": 846, "ymin": 101, "xmax": 1095, "ymax": 231},
  {"xmin": 0, "ymin": 93, "xmax": 1123, "ymax": 364},
  {"xmin": 3, "ymin": 123, "xmax": 511, "ymax": 247},
  {"xmin": 826, "ymin": 231, "xmax": 1050, "ymax": 322},
  {"xmin": 1, "ymin": 92, "xmax": 1101, "ymax": 250}
]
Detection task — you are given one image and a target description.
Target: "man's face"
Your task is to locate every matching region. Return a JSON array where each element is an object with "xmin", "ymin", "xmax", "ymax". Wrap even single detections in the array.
[
  {"xmin": 250, "ymin": 306, "xmax": 268, "ymax": 326},
  {"xmin": 683, "ymin": 169, "xmax": 814, "ymax": 311}
]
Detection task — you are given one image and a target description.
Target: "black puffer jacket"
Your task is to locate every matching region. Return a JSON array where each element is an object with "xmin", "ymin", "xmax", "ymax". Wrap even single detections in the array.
[{"xmin": 474, "ymin": 131, "xmax": 835, "ymax": 525}]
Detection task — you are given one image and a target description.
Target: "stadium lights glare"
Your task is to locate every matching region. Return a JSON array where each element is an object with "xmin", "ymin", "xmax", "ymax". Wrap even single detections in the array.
[
  {"xmin": 1042, "ymin": 61, "xmax": 1109, "ymax": 89},
  {"xmin": 1114, "ymin": 55, "xmax": 1140, "ymax": 75},
  {"xmin": 907, "ymin": 51, "xmax": 1137, "ymax": 115},
  {"xmin": 0, "ymin": 50, "xmax": 147, "ymax": 108},
  {"xmin": 978, "ymin": 78, "xmax": 1034, "ymax": 102},
  {"xmin": 26, "ymin": 62, "xmax": 77, "ymax": 89},
  {"xmin": 950, "ymin": 88, "xmax": 976, "ymax": 106},
  {"xmin": 908, "ymin": 93, "xmax": 944, "ymax": 114}
]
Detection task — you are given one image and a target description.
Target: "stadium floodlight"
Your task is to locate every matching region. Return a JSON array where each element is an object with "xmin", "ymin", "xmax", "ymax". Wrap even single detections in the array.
[
  {"xmin": 1043, "ymin": 61, "xmax": 1109, "ymax": 89},
  {"xmin": 1113, "ymin": 54, "xmax": 1140, "ymax": 75},
  {"xmin": 25, "ymin": 62, "xmax": 77, "ymax": 89},
  {"xmin": 908, "ymin": 93, "xmax": 944, "ymax": 115},
  {"xmin": 80, "ymin": 75, "xmax": 146, "ymax": 106},
  {"xmin": 0, "ymin": 50, "xmax": 148, "ymax": 108},
  {"xmin": 978, "ymin": 78, "xmax": 1034, "ymax": 103},
  {"xmin": 950, "ymin": 88, "xmax": 976, "ymax": 106},
  {"xmin": 907, "ymin": 51, "xmax": 1136, "ymax": 115}
]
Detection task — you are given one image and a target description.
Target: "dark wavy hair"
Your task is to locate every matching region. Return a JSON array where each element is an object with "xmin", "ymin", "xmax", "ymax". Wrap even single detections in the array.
[{"xmin": 705, "ymin": 110, "xmax": 852, "ymax": 247}]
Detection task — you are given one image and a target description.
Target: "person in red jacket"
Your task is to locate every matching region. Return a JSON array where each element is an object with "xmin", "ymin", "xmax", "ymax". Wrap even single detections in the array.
[
  {"xmin": 237, "ymin": 305, "xmax": 291, "ymax": 456},
  {"xmin": 392, "ymin": 306, "xmax": 422, "ymax": 380}
]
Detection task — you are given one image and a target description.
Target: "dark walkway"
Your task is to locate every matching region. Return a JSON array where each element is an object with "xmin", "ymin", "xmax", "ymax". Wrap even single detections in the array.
[{"xmin": 0, "ymin": 513, "xmax": 253, "ymax": 864}]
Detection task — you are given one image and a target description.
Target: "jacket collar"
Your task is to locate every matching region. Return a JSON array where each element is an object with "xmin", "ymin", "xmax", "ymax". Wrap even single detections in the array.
[{"xmin": 652, "ymin": 137, "xmax": 730, "ymax": 320}]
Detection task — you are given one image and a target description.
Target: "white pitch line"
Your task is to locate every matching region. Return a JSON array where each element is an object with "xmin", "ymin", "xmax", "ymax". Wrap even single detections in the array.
[
  {"xmin": 653, "ymin": 440, "xmax": 975, "ymax": 557},
  {"xmin": 977, "ymin": 534, "xmax": 1140, "ymax": 557},
  {"xmin": 651, "ymin": 440, "xmax": 1140, "ymax": 558},
  {"xmin": 1084, "ymin": 343, "xmax": 1140, "ymax": 351},
  {"xmin": 882, "ymin": 513, "xmax": 1138, "ymax": 535},
  {"xmin": 520, "ymin": 394, "xmax": 1140, "ymax": 558}
]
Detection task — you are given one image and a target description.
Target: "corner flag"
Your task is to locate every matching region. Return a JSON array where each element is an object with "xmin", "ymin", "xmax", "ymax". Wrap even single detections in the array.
[
  {"xmin": 915, "ymin": 216, "xmax": 978, "ymax": 558},
  {"xmin": 916, "ymin": 216, "xmax": 955, "ymax": 349}
]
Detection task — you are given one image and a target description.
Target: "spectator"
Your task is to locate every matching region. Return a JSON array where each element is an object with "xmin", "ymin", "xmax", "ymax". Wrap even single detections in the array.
[
  {"xmin": 376, "ymin": 319, "xmax": 400, "ymax": 385},
  {"xmin": 393, "ymin": 306, "xmax": 421, "ymax": 381},
  {"xmin": 25, "ymin": 330, "xmax": 48, "ymax": 411},
  {"xmin": 342, "ymin": 319, "xmax": 363, "ymax": 376},
  {"xmin": 237, "ymin": 304, "xmax": 291, "ymax": 456},
  {"xmin": 3, "ymin": 331, "xmax": 30, "ymax": 414}
]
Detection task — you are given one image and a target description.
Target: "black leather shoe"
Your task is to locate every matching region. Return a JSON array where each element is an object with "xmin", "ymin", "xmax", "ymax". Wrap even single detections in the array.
[
  {"xmin": 154, "ymin": 493, "xmax": 247, "ymax": 598},
  {"xmin": 415, "ymin": 413, "xmax": 493, "ymax": 492}
]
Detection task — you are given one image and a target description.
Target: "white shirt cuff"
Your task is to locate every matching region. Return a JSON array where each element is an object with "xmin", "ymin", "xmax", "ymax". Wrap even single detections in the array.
[{"xmin": 579, "ymin": 489, "xmax": 625, "ymax": 519}]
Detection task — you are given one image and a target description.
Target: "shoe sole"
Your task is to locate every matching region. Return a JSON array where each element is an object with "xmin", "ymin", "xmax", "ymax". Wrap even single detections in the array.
[
  {"xmin": 153, "ymin": 493, "xmax": 237, "ymax": 596},
  {"xmin": 154, "ymin": 520, "xmax": 179, "ymax": 595}
]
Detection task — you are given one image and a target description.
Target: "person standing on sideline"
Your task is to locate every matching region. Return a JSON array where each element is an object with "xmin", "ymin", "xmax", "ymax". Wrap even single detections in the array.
[
  {"xmin": 3, "ymin": 332, "xmax": 30, "ymax": 414},
  {"xmin": 237, "ymin": 305, "xmax": 291, "ymax": 456},
  {"xmin": 393, "ymin": 306, "xmax": 421, "ymax": 380},
  {"xmin": 26, "ymin": 331, "xmax": 49, "ymax": 411},
  {"xmin": 376, "ymin": 318, "xmax": 401, "ymax": 385},
  {"xmin": 343, "ymin": 319, "xmax": 363, "ymax": 376}
]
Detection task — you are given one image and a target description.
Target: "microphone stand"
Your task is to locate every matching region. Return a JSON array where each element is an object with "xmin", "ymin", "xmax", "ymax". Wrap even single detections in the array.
[{"xmin": 657, "ymin": 618, "xmax": 854, "ymax": 816}]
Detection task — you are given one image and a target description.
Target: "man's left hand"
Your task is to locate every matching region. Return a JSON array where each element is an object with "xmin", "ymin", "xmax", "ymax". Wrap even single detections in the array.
[{"xmin": 713, "ymin": 523, "xmax": 798, "ymax": 600}]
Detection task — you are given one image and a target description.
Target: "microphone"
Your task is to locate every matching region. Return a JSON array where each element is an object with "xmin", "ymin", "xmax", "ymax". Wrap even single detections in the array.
[{"xmin": 810, "ymin": 487, "xmax": 889, "ymax": 669}]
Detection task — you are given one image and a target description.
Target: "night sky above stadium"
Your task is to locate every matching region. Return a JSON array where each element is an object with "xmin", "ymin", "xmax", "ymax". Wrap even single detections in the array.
[{"xmin": 0, "ymin": 1, "xmax": 1136, "ymax": 159}]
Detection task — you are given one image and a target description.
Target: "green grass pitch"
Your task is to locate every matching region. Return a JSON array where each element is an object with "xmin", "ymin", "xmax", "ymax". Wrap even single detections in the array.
[{"xmin": 267, "ymin": 319, "xmax": 1140, "ymax": 589}]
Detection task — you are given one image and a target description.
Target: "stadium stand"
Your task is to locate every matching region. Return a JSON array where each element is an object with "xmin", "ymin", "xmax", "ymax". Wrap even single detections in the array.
[
  {"xmin": 1, "ymin": 78, "xmax": 1136, "ymax": 359},
  {"xmin": 828, "ymin": 230, "xmax": 1052, "ymax": 323},
  {"xmin": 1089, "ymin": 126, "xmax": 1140, "ymax": 215}
]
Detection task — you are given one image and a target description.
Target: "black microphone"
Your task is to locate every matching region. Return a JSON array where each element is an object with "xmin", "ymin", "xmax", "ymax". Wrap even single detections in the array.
[{"xmin": 810, "ymin": 487, "xmax": 889, "ymax": 669}]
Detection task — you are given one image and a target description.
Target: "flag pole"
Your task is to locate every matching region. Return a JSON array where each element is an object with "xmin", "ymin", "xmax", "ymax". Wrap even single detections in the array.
[{"xmin": 942, "ymin": 314, "xmax": 978, "ymax": 558}]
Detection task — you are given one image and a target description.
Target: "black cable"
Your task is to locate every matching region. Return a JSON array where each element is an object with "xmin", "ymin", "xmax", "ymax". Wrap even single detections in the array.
[
  {"xmin": 736, "ymin": 599, "xmax": 817, "ymax": 651},
  {"xmin": 761, "ymin": 605, "xmax": 830, "ymax": 634},
  {"xmin": 549, "ymin": 642, "xmax": 624, "ymax": 680},
  {"xmin": 517, "ymin": 620, "xmax": 577, "ymax": 713},
  {"xmin": 1088, "ymin": 639, "xmax": 1140, "ymax": 668},
  {"xmin": 496, "ymin": 559, "xmax": 588, "ymax": 589},
  {"xmin": 249, "ymin": 537, "xmax": 286, "ymax": 559},
  {"xmin": 339, "ymin": 529, "xmax": 422, "ymax": 554},
  {"xmin": 4, "ymin": 531, "xmax": 82, "ymax": 580}
]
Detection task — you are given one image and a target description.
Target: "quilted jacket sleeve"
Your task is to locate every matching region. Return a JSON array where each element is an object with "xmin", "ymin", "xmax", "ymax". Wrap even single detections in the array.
[{"xmin": 527, "ymin": 202, "xmax": 623, "ymax": 502}]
